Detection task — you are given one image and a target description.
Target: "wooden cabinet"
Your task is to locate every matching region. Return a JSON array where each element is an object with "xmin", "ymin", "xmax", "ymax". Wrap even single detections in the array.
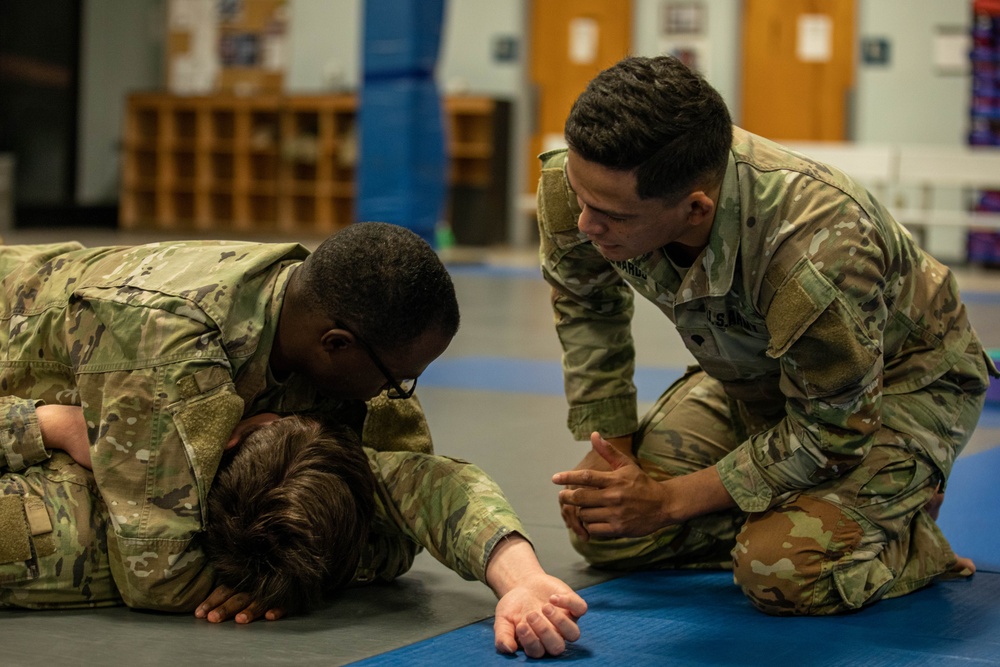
[{"xmin": 120, "ymin": 93, "xmax": 505, "ymax": 237}]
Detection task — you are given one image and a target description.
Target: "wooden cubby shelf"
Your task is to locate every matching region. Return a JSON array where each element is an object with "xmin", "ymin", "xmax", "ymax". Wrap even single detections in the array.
[{"xmin": 121, "ymin": 92, "xmax": 504, "ymax": 236}]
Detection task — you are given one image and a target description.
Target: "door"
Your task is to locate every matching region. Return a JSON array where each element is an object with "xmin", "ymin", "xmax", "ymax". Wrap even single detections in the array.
[
  {"xmin": 527, "ymin": 0, "xmax": 632, "ymax": 193},
  {"xmin": 741, "ymin": 0, "xmax": 855, "ymax": 141}
]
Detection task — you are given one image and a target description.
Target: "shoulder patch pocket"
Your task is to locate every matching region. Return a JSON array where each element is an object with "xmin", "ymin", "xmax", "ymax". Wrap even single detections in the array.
[
  {"xmin": 766, "ymin": 259, "xmax": 880, "ymax": 395},
  {"xmin": 172, "ymin": 382, "xmax": 244, "ymax": 516},
  {"xmin": 538, "ymin": 167, "xmax": 581, "ymax": 235},
  {"xmin": 765, "ymin": 258, "xmax": 839, "ymax": 358}
]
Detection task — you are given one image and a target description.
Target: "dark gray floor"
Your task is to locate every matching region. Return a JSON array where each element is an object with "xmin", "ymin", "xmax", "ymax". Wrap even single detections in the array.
[{"xmin": 4, "ymin": 227, "xmax": 1000, "ymax": 666}]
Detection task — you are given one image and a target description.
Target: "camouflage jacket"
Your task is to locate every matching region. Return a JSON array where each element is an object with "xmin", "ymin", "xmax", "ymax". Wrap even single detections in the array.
[
  {"xmin": 0, "ymin": 447, "xmax": 526, "ymax": 609},
  {"xmin": 538, "ymin": 129, "xmax": 992, "ymax": 512},
  {"xmin": 0, "ymin": 241, "xmax": 433, "ymax": 611}
]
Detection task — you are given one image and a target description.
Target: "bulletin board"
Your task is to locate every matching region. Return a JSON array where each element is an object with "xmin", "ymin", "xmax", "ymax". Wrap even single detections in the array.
[{"xmin": 167, "ymin": 0, "xmax": 288, "ymax": 95}]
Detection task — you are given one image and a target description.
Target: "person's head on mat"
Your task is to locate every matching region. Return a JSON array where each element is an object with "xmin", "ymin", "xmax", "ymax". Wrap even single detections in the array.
[{"xmin": 204, "ymin": 415, "xmax": 375, "ymax": 613}]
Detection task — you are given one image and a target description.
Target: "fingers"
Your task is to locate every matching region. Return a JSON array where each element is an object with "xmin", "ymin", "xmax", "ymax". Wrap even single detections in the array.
[
  {"xmin": 542, "ymin": 603, "xmax": 581, "ymax": 643},
  {"xmin": 553, "ymin": 432, "xmax": 634, "ymax": 486},
  {"xmin": 575, "ymin": 520, "xmax": 614, "ymax": 538},
  {"xmin": 590, "ymin": 432, "xmax": 631, "ymax": 469},
  {"xmin": 552, "ymin": 468, "xmax": 609, "ymax": 488},
  {"xmin": 195, "ymin": 585, "xmax": 236, "ymax": 619},
  {"xmin": 952, "ymin": 555, "xmax": 977, "ymax": 576},
  {"xmin": 206, "ymin": 592, "xmax": 254, "ymax": 623},
  {"xmin": 558, "ymin": 486, "xmax": 619, "ymax": 538},
  {"xmin": 550, "ymin": 592, "xmax": 588, "ymax": 620},
  {"xmin": 194, "ymin": 585, "xmax": 271, "ymax": 624},
  {"xmin": 232, "ymin": 600, "xmax": 270, "ymax": 625},
  {"xmin": 516, "ymin": 608, "xmax": 577, "ymax": 658},
  {"xmin": 493, "ymin": 617, "xmax": 519, "ymax": 655},
  {"xmin": 576, "ymin": 505, "xmax": 620, "ymax": 538},
  {"xmin": 559, "ymin": 499, "xmax": 590, "ymax": 540},
  {"xmin": 558, "ymin": 484, "xmax": 615, "ymax": 509}
]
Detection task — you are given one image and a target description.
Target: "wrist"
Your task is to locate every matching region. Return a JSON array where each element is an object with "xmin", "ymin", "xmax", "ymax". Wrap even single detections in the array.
[{"xmin": 485, "ymin": 533, "xmax": 544, "ymax": 598}]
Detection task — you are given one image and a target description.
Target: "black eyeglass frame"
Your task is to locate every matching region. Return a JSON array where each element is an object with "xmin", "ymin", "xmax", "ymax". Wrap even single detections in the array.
[{"xmin": 340, "ymin": 324, "xmax": 417, "ymax": 399}]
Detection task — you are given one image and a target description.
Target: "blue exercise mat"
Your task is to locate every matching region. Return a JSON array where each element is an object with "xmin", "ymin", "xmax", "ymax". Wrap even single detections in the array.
[
  {"xmin": 936, "ymin": 446, "xmax": 1000, "ymax": 573},
  {"xmin": 349, "ymin": 424, "xmax": 1000, "ymax": 666},
  {"xmin": 349, "ymin": 570, "xmax": 1000, "ymax": 666}
]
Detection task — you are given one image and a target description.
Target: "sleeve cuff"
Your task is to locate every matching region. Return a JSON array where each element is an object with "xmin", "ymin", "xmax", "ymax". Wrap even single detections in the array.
[
  {"xmin": 0, "ymin": 398, "xmax": 50, "ymax": 471},
  {"xmin": 567, "ymin": 394, "xmax": 639, "ymax": 441},
  {"xmin": 716, "ymin": 445, "xmax": 775, "ymax": 513}
]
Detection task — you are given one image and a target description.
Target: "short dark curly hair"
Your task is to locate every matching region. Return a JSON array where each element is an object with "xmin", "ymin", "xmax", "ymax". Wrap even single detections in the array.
[
  {"xmin": 204, "ymin": 416, "xmax": 376, "ymax": 613},
  {"xmin": 565, "ymin": 55, "xmax": 732, "ymax": 204},
  {"xmin": 297, "ymin": 222, "xmax": 460, "ymax": 352}
]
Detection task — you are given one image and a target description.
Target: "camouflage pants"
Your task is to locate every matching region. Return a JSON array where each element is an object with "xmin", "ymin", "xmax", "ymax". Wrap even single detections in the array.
[
  {"xmin": 0, "ymin": 453, "xmax": 121, "ymax": 609},
  {"xmin": 571, "ymin": 366, "xmax": 983, "ymax": 616}
]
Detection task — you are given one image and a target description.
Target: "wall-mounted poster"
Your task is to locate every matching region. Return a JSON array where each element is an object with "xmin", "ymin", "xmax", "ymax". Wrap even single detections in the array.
[
  {"xmin": 659, "ymin": 1, "xmax": 709, "ymax": 75},
  {"xmin": 167, "ymin": 0, "xmax": 287, "ymax": 95}
]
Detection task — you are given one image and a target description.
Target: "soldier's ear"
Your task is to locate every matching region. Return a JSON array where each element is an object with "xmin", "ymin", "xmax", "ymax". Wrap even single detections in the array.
[{"xmin": 686, "ymin": 191, "xmax": 716, "ymax": 227}]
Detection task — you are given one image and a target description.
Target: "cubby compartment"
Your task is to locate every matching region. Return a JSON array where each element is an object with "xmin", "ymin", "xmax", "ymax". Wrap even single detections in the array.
[{"xmin": 120, "ymin": 93, "xmax": 506, "ymax": 237}]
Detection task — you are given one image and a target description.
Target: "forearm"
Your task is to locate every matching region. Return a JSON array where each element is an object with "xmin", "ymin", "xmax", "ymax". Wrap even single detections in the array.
[
  {"xmin": 540, "ymin": 203, "xmax": 639, "ymax": 440},
  {"xmin": 661, "ymin": 465, "xmax": 737, "ymax": 524},
  {"xmin": 551, "ymin": 287, "xmax": 640, "ymax": 440},
  {"xmin": 36, "ymin": 403, "xmax": 91, "ymax": 468},
  {"xmin": 368, "ymin": 449, "xmax": 527, "ymax": 583}
]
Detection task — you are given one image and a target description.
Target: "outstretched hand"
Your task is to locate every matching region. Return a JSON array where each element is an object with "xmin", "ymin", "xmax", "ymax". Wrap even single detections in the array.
[
  {"xmin": 486, "ymin": 535, "xmax": 587, "ymax": 657},
  {"xmin": 493, "ymin": 573, "xmax": 587, "ymax": 658},
  {"xmin": 552, "ymin": 432, "xmax": 669, "ymax": 539}
]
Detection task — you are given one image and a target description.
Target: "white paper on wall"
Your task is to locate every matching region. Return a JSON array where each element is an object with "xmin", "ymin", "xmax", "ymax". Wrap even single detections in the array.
[
  {"xmin": 569, "ymin": 17, "xmax": 599, "ymax": 65},
  {"xmin": 797, "ymin": 14, "xmax": 832, "ymax": 63}
]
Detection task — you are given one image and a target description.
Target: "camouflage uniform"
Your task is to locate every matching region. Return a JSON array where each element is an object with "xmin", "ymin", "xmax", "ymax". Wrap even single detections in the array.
[
  {"xmin": 538, "ymin": 129, "xmax": 995, "ymax": 615},
  {"xmin": 0, "ymin": 452, "xmax": 119, "ymax": 609},
  {"xmin": 0, "ymin": 241, "xmax": 445, "ymax": 611},
  {"xmin": 0, "ymin": 444, "xmax": 526, "ymax": 609}
]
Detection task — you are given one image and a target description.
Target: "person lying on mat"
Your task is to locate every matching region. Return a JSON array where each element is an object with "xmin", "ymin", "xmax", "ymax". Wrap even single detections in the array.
[
  {"xmin": 0, "ymin": 222, "xmax": 458, "ymax": 615},
  {"xmin": 540, "ymin": 54, "xmax": 993, "ymax": 616},
  {"xmin": 1, "ymin": 408, "xmax": 586, "ymax": 658}
]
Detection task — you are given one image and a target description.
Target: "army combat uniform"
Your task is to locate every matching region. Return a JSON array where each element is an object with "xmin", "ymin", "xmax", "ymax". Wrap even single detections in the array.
[
  {"xmin": 0, "ymin": 241, "xmax": 467, "ymax": 611},
  {"xmin": 538, "ymin": 128, "xmax": 995, "ymax": 615},
  {"xmin": 0, "ymin": 444, "xmax": 526, "ymax": 609}
]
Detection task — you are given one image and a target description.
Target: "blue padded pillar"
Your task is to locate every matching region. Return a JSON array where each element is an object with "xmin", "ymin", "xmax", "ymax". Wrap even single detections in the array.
[{"xmin": 357, "ymin": 0, "xmax": 447, "ymax": 246}]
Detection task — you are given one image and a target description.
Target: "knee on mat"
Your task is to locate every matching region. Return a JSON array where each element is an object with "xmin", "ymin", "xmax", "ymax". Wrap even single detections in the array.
[{"xmin": 732, "ymin": 498, "xmax": 865, "ymax": 616}]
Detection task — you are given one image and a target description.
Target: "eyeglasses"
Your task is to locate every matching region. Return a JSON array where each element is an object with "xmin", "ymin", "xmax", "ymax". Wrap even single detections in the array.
[{"xmin": 340, "ymin": 324, "xmax": 417, "ymax": 400}]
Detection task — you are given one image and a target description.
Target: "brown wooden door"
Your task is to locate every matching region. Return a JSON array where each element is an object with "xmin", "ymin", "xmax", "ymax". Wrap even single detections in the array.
[
  {"xmin": 741, "ymin": 0, "xmax": 855, "ymax": 141},
  {"xmin": 527, "ymin": 0, "xmax": 632, "ymax": 193}
]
